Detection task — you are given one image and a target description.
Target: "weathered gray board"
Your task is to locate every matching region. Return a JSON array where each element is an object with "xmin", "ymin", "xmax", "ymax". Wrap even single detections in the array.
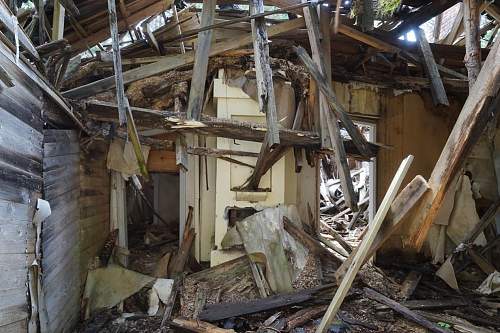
[
  {"xmin": 41, "ymin": 130, "xmax": 81, "ymax": 333},
  {"xmin": 79, "ymin": 141, "xmax": 111, "ymax": 282},
  {"xmin": 0, "ymin": 42, "xmax": 44, "ymax": 332}
]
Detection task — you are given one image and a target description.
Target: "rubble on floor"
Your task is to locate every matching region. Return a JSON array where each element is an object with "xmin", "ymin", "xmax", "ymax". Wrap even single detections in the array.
[{"xmin": 78, "ymin": 200, "xmax": 500, "ymax": 333}]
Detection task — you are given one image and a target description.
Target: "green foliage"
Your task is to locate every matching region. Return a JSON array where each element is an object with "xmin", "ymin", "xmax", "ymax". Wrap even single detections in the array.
[{"xmin": 377, "ymin": 0, "xmax": 401, "ymax": 17}]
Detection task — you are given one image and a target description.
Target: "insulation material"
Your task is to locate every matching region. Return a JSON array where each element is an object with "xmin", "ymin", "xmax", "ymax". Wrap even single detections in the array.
[
  {"xmin": 83, "ymin": 265, "xmax": 155, "ymax": 318},
  {"xmin": 465, "ymin": 132, "xmax": 498, "ymax": 201},
  {"xmin": 446, "ymin": 175, "xmax": 487, "ymax": 246},
  {"xmin": 436, "ymin": 256, "xmax": 459, "ymax": 290},
  {"xmin": 148, "ymin": 278, "xmax": 174, "ymax": 316},
  {"xmin": 107, "ymin": 138, "xmax": 150, "ymax": 177},
  {"xmin": 477, "ymin": 271, "xmax": 500, "ymax": 295},
  {"xmin": 229, "ymin": 205, "xmax": 308, "ymax": 293}
]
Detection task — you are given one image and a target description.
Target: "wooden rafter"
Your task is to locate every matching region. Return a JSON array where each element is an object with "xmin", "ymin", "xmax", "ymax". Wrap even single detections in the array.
[{"xmin": 186, "ymin": 0, "xmax": 216, "ymax": 120}]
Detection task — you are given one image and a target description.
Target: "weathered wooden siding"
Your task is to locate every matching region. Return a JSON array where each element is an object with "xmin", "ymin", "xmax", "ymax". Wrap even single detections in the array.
[
  {"xmin": 0, "ymin": 44, "xmax": 44, "ymax": 332},
  {"xmin": 80, "ymin": 141, "xmax": 110, "ymax": 279},
  {"xmin": 41, "ymin": 130, "xmax": 81, "ymax": 332}
]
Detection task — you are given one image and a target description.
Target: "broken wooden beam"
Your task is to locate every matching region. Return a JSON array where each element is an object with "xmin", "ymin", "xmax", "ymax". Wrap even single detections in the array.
[
  {"xmin": 107, "ymin": 0, "xmax": 127, "ymax": 125},
  {"xmin": 408, "ymin": 38, "xmax": 500, "ymax": 251},
  {"xmin": 107, "ymin": 0, "xmax": 148, "ymax": 178},
  {"xmin": 364, "ymin": 288, "xmax": 450, "ymax": 333},
  {"xmin": 316, "ymin": 155, "xmax": 414, "ymax": 333},
  {"xmin": 0, "ymin": 0, "xmax": 40, "ymax": 60},
  {"xmin": 186, "ymin": 0, "xmax": 216, "ymax": 120},
  {"xmin": 416, "ymin": 28, "xmax": 449, "ymax": 106},
  {"xmin": 335, "ymin": 175, "xmax": 429, "ymax": 283},
  {"xmin": 82, "ymin": 100, "xmax": 381, "ymax": 156},
  {"xmin": 463, "ymin": 0, "xmax": 482, "ymax": 88},
  {"xmin": 63, "ymin": 17, "xmax": 306, "ymax": 99},
  {"xmin": 250, "ymin": 0, "xmax": 280, "ymax": 147},
  {"xmin": 198, "ymin": 284, "xmax": 335, "ymax": 322},
  {"xmin": 294, "ymin": 45, "xmax": 373, "ymax": 159},
  {"xmin": 187, "ymin": 147, "xmax": 259, "ymax": 158},
  {"xmin": 375, "ymin": 298, "xmax": 467, "ymax": 311}
]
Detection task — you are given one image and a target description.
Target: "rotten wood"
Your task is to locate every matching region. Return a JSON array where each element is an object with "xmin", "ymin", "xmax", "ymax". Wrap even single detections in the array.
[
  {"xmin": 187, "ymin": 147, "xmax": 259, "ymax": 158},
  {"xmin": 63, "ymin": 17, "xmax": 306, "ymax": 99},
  {"xmin": 399, "ymin": 271, "xmax": 422, "ymax": 300},
  {"xmin": 364, "ymin": 288, "xmax": 450, "ymax": 333},
  {"xmin": 83, "ymin": 100, "xmax": 381, "ymax": 156},
  {"xmin": 375, "ymin": 298, "xmax": 467, "ymax": 311},
  {"xmin": 169, "ymin": 206, "xmax": 194, "ymax": 277},
  {"xmin": 199, "ymin": 284, "xmax": 335, "ymax": 322},
  {"xmin": 250, "ymin": 0, "xmax": 280, "ymax": 147},
  {"xmin": 187, "ymin": 0, "xmax": 216, "ymax": 120},
  {"xmin": 107, "ymin": 0, "xmax": 127, "ymax": 124},
  {"xmin": 416, "ymin": 28, "xmax": 449, "ymax": 106}
]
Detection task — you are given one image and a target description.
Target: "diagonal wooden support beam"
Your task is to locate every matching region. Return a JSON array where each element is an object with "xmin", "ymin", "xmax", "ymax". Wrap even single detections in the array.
[
  {"xmin": 302, "ymin": 4, "xmax": 357, "ymax": 211},
  {"xmin": 187, "ymin": 0, "xmax": 216, "ymax": 120},
  {"xmin": 416, "ymin": 28, "xmax": 449, "ymax": 106},
  {"xmin": 250, "ymin": 0, "xmax": 280, "ymax": 147},
  {"xmin": 316, "ymin": 155, "xmax": 414, "ymax": 333},
  {"xmin": 107, "ymin": 0, "xmax": 148, "ymax": 178},
  {"xmin": 408, "ymin": 38, "xmax": 500, "ymax": 251},
  {"xmin": 294, "ymin": 45, "xmax": 373, "ymax": 159}
]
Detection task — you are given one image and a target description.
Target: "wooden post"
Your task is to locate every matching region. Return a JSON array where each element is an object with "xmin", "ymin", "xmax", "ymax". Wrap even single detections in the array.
[
  {"xmin": 37, "ymin": 0, "xmax": 45, "ymax": 44},
  {"xmin": 433, "ymin": 14, "xmax": 442, "ymax": 42},
  {"xmin": 408, "ymin": 38, "xmax": 500, "ymax": 250},
  {"xmin": 463, "ymin": 0, "xmax": 481, "ymax": 88},
  {"xmin": 108, "ymin": 0, "xmax": 149, "ymax": 178},
  {"xmin": 250, "ymin": 0, "xmax": 280, "ymax": 147},
  {"xmin": 111, "ymin": 171, "xmax": 128, "ymax": 267},
  {"xmin": 107, "ymin": 0, "xmax": 127, "ymax": 125},
  {"xmin": 316, "ymin": 156, "xmax": 414, "ymax": 333},
  {"xmin": 186, "ymin": 0, "xmax": 216, "ymax": 120},
  {"xmin": 52, "ymin": 0, "xmax": 65, "ymax": 41},
  {"xmin": 416, "ymin": 28, "xmax": 449, "ymax": 106}
]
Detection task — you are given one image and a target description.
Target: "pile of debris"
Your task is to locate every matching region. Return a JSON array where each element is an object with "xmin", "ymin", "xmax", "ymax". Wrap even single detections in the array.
[{"xmin": 78, "ymin": 190, "xmax": 500, "ymax": 333}]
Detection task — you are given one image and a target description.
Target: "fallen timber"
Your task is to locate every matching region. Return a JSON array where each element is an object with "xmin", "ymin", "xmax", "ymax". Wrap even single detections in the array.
[{"xmin": 81, "ymin": 100, "xmax": 380, "ymax": 158}]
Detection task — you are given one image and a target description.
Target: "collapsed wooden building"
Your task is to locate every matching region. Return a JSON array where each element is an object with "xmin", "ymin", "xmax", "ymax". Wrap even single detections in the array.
[{"xmin": 0, "ymin": 0, "xmax": 499, "ymax": 332}]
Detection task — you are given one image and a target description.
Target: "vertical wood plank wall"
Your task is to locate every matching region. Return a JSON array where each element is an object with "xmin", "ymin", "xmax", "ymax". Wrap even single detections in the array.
[
  {"xmin": 376, "ymin": 92, "xmax": 463, "ymax": 251},
  {"xmin": 41, "ymin": 130, "xmax": 81, "ymax": 332},
  {"xmin": 0, "ymin": 48, "xmax": 44, "ymax": 332},
  {"xmin": 79, "ymin": 141, "xmax": 111, "ymax": 280}
]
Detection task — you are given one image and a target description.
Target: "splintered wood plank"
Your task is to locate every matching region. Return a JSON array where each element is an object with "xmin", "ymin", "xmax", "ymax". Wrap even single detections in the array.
[
  {"xmin": 334, "ymin": 175, "xmax": 429, "ymax": 283},
  {"xmin": 316, "ymin": 155, "xmax": 413, "ymax": 333},
  {"xmin": 294, "ymin": 46, "xmax": 373, "ymax": 159},
  {"xmin": 187, "ymin": 0, "xmax": 216, "ymax": 120},
  {"xmin": 416, "ymin": 28, "xmax": 449, "ymax": 106},
  {"xmin": 408, "ymin": 38, "xmax": 500, "ymax": 250},
  {"xmin": 0, "ymin": 0, "xmax": 39, "ymax": 60},
  {"xmin": 107, "ymin": 0, "xmax": 127, "ymax": 125},
  {"xmin": 250, "ymin": 0, "xmax": 280, "ymax": 147},
  {"xmin": 63, "ymin": 17, "xmax": 305, "ymax": 99},
  {"xmin": 364, "ymin": 288, "xmax": 450, "ymax": 333}
]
